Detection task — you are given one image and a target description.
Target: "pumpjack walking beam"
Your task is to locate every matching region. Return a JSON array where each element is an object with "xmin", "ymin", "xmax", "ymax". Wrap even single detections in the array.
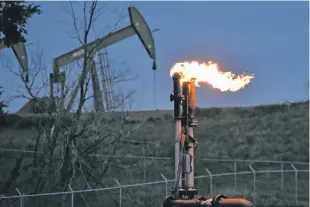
[
  {"xmin": 50, "ymin": 6, "xmax": 157, "ymax": 112},
  {"xmin": 165, "ymin": 73, "xmax": 253, "ymax": 207},
  {"xmin": 0, "ymin": 38, "xmax": 29, "ymax": 83}
]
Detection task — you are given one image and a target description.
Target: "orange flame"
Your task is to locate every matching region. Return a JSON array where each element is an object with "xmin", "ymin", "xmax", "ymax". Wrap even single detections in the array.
[{"xmin": 170, "ymin": 61, "xmax": 254, "ymax": 92}]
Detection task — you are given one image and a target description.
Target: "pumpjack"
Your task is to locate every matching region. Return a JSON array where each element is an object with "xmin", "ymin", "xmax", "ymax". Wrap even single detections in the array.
[
  {"xmin": 49, "ymin": 6, "xmax": 157, "ymax": 112},
  {"xmin": 16, "ymin": 6, "xmax": 157, "ymax": 114},
  {"xmin": 164, "ymin": 73, "xmax": 253, "ymax": 207}
]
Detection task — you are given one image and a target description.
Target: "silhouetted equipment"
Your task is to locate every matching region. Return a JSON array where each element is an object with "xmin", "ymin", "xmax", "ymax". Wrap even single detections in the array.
[
  {"xmin": 0, "ymin": 38, "xmax": 29, "ymax": 82},
  {"xmin": 166, "ymin": 73, "xmax": 253, "ymax": 207},
  {"xmin": 49, "ymin": 6, "xmax": 157, "ymax": 112}
]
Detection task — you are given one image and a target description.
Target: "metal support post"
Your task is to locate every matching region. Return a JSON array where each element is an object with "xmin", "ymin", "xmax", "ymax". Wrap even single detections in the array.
[
  {"xmin": 161, "ymin": 173, "xmax": 168, "ymax": 196},
  {"xmin": 143, "ymin": 146, "xmax": 146, "ymax": 183},
  {"xmin": 115, "ymin": 179, "xmax": 122, "ymax": 207},
  {"xmin": 281, "ymin": 162, "xmax": 284, "ymax": 190},
  {"xmin": 291, "ymin": 164, "xmax": 298, "ymax": 204},
  {"xmin": 234, "ymin": 161, "xmax": 237, "ymax": 191},
  {"xmin": 68, "ymin": 184, "xmax": 74, "ymax": 207},
  {"xmin": 16, "ymin": 188, "xmax": 23, "ymax": 207},
  {"xmin": 205, "ymin": 168, "xmax": 212, "ymax": 197},
  {"xmin": 249, "ymin": 165, "xmax": 256, "ymax": 205}
]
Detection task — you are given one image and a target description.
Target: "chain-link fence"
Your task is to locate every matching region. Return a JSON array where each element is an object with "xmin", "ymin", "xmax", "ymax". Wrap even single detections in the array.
[{"xmin": 1, "ymin": 162, "xmax": 309, "ymax": 207}]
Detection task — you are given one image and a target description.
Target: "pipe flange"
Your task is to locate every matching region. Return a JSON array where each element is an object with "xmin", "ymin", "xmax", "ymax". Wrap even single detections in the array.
[{"xmin": 190, "ymin": 119, "xmax": 198, "ymax": 127}]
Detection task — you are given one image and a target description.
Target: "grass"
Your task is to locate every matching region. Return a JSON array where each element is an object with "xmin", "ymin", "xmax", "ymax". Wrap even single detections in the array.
[{"xmin": 0, "ymin": 100, "xmax": 309, "ymax": 207}]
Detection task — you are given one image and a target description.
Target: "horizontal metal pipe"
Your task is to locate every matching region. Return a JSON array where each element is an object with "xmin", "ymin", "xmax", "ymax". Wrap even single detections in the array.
[{"xmin": 170, "ymin": 198, "xmax": 252, "ymax": 207}]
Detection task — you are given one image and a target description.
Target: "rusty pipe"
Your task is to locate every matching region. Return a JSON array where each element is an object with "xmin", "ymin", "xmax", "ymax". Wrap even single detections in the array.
[
  {"xmin": 163, "ymin": 196, "xmax": 253, "ymax": 207},
  {"xmin": 188, "ymin": 80, "xmax": 196, "ymax": 121}
]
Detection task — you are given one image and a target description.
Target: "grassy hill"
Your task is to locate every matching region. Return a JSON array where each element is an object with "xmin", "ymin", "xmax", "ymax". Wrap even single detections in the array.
[{"xmin": 0, "ymin": 101, "xmax": 309, "ymax": 207}]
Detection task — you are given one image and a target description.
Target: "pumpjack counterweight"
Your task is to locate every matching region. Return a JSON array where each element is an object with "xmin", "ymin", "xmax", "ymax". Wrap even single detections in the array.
[
  {"xmin": 0, "ymin": 38, "xmax": 29, "ymax": 83},
  {"xmin": 166, "ymin": 72, "xmax": 253, "ymax": 207}
]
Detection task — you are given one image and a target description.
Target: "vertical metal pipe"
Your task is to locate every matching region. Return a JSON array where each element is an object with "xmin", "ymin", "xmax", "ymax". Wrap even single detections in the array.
[
  {"xmin": 188, "ymin": 81, "xmax": 196, "ymax": 120},
  {"xmin": 175, "ymin": 122, "xmax": 182, "ymax": 189},
  {"xmin": 186, "ymin": 81, "xmax": 196, "ymax": 189},
  {"xmin": 172, "ymin": 73, "xmax": 182, "ymax": 188},
  {"xmin": 182, "ymin": 82, "xmax": 190, "ymax": 189},
  {"xmin": 187, "ymin": 127, "xmax": 194, "ymax": 189}
]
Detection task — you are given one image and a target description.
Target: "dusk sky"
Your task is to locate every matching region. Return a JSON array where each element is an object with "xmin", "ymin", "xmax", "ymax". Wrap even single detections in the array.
[{"xmin": 1, "ymin": 1, "xmax": 309, "ymax": 112}]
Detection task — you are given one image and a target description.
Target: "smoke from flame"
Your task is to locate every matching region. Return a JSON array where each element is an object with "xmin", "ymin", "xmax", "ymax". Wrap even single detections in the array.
[{"xmin": 170, "ymin": 61, "xmax": 254, "ymax": 92}]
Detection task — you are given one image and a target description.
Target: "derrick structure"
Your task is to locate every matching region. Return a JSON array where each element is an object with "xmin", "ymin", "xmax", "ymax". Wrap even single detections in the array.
[{"xmin": 97, "ymin": 49, "xmax": 117, "ymax": 112}]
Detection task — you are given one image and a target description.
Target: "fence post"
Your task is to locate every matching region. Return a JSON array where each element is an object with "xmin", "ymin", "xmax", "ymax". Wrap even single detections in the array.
[
  {"xmin": 115, "ymin": 179, "xmax": 122, "ymax": 207},
  {"xmin": 205, "ymin": 168, "xmax": 212, "ymax": 197},
  {"xmin": 68, "ymin": 184, "xmax": 74, "ymax": 207},
  {"xmin": 16, "ymin": 188, "xmax": 23, "ymax": 207},
  {"xmin": 161, "ymin": 173, "xmax": 168, "ymax": 196},
  {"xmin": 291, "ymin": 164, "xmax": 298, "ymax": 204},
  {"xmin": 143, "ymin": 147, "xmax": 146, "ymax": 183},
  {"xmin": 234, "ymin": 161, "xmax": 237, "ymax": 191},
  {"xmin": 281, "ymin": 162, "xmax": 284, "ymax": 190},
  {"xmin": 249, "ymin": 165, "xmax": 256, "ymax": 205}
]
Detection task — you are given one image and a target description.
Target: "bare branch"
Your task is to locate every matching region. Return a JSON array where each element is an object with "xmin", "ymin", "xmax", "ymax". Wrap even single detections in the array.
[
  {"xmin": 0, "ymin": 1, "xmax": 142, "ymax": 195},
  {"xmin": 69, "ymin": 1, "xmax": 83, "ymax": 44}
]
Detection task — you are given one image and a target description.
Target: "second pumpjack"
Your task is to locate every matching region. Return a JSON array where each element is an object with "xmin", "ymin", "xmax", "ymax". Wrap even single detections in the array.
[{"xmin": 163, "ymin": 72, "xmax": 253, "ymax": 207}]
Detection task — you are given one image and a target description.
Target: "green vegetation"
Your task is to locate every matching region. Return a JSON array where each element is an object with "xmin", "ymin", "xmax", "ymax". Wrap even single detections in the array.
[
  {"xmin": 0, "ymin": 1, "xmax": 41, "ymax": 46},
  {"xmin": 0, "ymin": 101, "xmax": 309, "ymax": 207}
]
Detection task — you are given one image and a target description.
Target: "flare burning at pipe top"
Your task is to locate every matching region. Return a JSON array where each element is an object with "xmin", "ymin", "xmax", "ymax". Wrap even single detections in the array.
[
  {"xmin": 167, "ymin": 68, "xmax": 253, "ymax": 207},
  {"xmin": 170, "ymin": 61, "xmax": 254, "ymax": 92},
  {"xmin": 170, "ymin": 74, "xmax": 199, "ymax": 199}
]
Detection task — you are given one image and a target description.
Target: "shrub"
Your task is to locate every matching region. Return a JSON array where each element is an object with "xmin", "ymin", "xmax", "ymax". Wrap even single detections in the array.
[
  {"xmin": 146, "ymin": 116, "xmax": 161, "ymax": 123},
  {"xmin": 163, "ymin": 113, "xmax": 173, "ymax": 121},
  {"xmin": 196, "ymin": 107, "xmax": 222, "ymax": 119}
]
